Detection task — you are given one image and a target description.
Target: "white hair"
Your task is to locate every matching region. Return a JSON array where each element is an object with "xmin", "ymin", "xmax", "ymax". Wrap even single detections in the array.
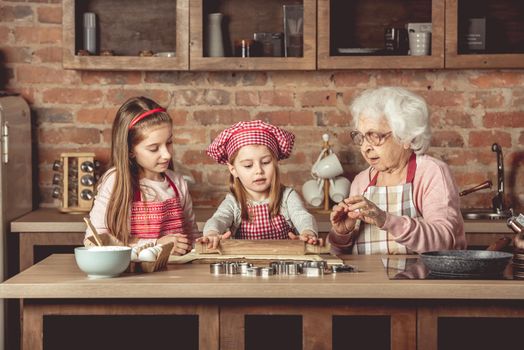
[{"xmin": 350, "ymin": 87, "xmax": 431, "ymax": 154}]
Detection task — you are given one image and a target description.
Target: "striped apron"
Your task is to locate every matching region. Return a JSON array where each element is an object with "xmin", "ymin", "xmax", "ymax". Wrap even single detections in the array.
[
  {"xmin": 130, "ymin": 176, "xmax": 186, "ymax": 239},
  {"xmin": 353, "ymin": 153, "xmax": 419, "ymax": 255},
  {"xmin": 237, "ymin": 203, "xmax": 291, "ymax": 239}
]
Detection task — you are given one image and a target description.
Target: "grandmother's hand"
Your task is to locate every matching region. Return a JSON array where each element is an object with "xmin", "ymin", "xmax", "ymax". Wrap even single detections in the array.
[
  {"xmin": 343, "ymin": 195, "xmax": 387, "ymax": 228},
  {"xmin": 330, "ymin": 200, "xmax": 360, "ymax": 235}
]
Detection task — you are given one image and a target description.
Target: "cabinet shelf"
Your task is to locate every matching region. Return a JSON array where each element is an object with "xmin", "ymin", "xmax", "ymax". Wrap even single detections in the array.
[
  {"xmin": 318, "ymin": 0, "xmax": 445, "ymax": 69},
  {"xmin": 62, "ymin": 0, "xmax": 189, "ymax": 71},
  {"xmin": 189, "ymin": 0, "xmax": 316, "ymax": 71},
  {"xmin": 445, "ymin": 0, "xmax": 524, "ymax": 68},
  {"xmin": 62, "ymin": 0, "xmax": 523, "ymax": 71}
]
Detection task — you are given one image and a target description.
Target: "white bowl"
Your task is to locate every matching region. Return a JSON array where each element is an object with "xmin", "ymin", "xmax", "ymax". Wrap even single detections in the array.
[{"xmin": 74, "ymin": 246, "xmax": 131, "ymax": 278}]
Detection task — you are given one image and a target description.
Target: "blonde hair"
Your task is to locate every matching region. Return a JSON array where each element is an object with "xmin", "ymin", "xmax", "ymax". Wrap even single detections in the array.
[
  {"xmin": 105, "ymin": 96, "xmax": 173, "ymax": 244},
  {"xmin": 228, "ymin": 148, "xmax": 284, "ymax": 221}
]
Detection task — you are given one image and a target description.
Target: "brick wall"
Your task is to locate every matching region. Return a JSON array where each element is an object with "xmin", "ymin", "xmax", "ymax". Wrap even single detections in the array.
[{"xmin": 1, "ymin": 1, "xmax": 523, "ymax": 211}]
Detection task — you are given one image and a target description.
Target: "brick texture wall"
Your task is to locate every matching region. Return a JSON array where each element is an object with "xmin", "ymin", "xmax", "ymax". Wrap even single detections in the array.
[{"xmin": 1, "ymin": 1, "xmax": 523, "ymax": 212}]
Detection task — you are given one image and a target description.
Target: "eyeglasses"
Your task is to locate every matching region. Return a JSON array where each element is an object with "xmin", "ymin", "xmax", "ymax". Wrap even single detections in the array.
[{"xmin": 350, "ymin": 130, "xmax": 392, "ymax": 146}]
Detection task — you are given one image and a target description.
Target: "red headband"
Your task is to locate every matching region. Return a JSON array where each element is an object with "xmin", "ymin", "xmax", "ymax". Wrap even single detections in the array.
[{"xmin": 128, "ymin": 108, "xmax": 166, "ymax": 129}]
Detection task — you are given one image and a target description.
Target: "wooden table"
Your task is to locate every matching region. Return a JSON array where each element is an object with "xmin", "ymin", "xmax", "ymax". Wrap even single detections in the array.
[
  {"xmin": 1, "ymin": 254, "xmax": 523, "ymax": 350},
  {"xmin": 11, "ymin": 208, "xmax": 515, "ymax": 272}
]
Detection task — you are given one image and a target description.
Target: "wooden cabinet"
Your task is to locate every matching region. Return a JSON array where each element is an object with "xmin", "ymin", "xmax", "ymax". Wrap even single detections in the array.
[
  {"xmin": 445, "ymin": 0, "xmax": 524, "ymax": 68},
  {"xmin": 318, "ymin": 0, "xmax": 445, "ymax": 69},
  {"xmin": 62, "ymin": 0, "xmax": 189, "ymax": 71},
  {"xmin": 61, "ymin": 0, "xmax": 524, "ymax": 71},
  {"xmin": 189, "ymin": 0, "xmax": 316, "ymax": 71}
]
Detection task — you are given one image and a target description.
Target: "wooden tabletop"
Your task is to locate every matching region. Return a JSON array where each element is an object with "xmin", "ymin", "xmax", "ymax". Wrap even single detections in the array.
[
  {"xmin": 1, "ymin": 254, "xmax": 522, "ymax": 300},
  {"xmin": 10, "ymin": 208, "xmax": 513, "ymax": 234}
]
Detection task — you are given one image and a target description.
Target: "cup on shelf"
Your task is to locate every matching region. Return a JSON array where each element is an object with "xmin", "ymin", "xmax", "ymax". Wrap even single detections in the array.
[
  {"xmin": 283, "ymin": 4, "xmax": 304, "ymax": 57},
  {"xmin": 312, "ymin": 153, "xmax": 343, "ymax": 179},
  {"xmin": 409, "ymin": 31, "xmax": 431, "ymax": 56},
  {"xmin": 329, "ymin": 176, "xmax": 351, "ymax": 203},
  {"xmin": 302, "ymin": 179, "xmax": 324, "ymax": 207}
]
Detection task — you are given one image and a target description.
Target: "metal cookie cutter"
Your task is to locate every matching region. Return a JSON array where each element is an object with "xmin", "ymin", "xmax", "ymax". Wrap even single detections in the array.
[
  {"xmin": 332, "ymin": 264, "xmax": 358, "ymax": 273},
  {"xmin": 260, "ymin": 267, "xmax": 274, "ymax": 277},
  {"xmin": 210, "ymin": 262, "xmax": 225, "ymax": 275},
  {"xmin": 303, "ymin": 266, "xmax": 324, "ymax": 277},
  {"xmin": 246, "ymin": 266, "xmax": 262, "ymax": 276}
]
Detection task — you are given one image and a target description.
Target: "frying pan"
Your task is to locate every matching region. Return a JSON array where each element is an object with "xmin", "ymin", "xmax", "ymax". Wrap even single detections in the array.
[{"xmin": 420, "ymin": 250, "xmax": 513, "ymax": 276}]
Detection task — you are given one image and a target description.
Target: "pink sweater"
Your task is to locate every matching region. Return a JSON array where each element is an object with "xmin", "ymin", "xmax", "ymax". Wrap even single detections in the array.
[{"xmin": 329, "ymin": 154, "xmax": 467, "ymax": 254}]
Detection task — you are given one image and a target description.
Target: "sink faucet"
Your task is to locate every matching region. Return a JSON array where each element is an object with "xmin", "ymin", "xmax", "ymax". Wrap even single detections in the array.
[{"xmin": 491, "ymin": 143, "xmax": 509, "ymax": 215}]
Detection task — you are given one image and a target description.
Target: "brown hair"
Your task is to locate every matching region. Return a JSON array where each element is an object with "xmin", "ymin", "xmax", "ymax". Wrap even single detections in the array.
[
  {"xmin": 104, "ymin": 96, "xmax": 173, "ymax": 244},
  {"xmin": 228, "ymin": 148, "xmax": 284, "ymax": 221}
]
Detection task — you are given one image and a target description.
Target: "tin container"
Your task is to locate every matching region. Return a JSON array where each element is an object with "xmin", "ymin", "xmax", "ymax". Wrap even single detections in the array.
[{"xmin": 210, "ymin": 262, "xmax": 225, "ymax": 275}]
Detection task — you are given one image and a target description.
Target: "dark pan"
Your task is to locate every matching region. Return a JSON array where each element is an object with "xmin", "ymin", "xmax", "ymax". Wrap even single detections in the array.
[{"xmin": 420, "ymin": 250, "xmax": 513, "ymax": 276}]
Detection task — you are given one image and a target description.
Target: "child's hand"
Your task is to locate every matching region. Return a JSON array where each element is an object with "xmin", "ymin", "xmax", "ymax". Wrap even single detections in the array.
[
  {"xmin": 288, "ymin": 230, "xmax": 323, "ymax": 246},
  {"xmin": 198, "ymin": 231, "xmax": 232, "ymax": 249},
  {"xmin": 157, "ymin": 233, "xmax": 191, "ymax": 255}
]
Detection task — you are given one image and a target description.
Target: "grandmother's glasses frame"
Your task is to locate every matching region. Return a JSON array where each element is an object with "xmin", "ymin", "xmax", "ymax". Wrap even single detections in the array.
[{"xmin": 350, "ymin": 130, "xmax": 392, "ymax": 146}]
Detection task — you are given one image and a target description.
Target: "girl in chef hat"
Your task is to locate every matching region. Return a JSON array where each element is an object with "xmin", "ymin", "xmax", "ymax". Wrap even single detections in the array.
[
  {"xmin": 201, "ymin": 120, "xmax": 320, "ymax": 248},
  {"xmin": 84, "ymin": 96, "xmax": 200, "ymax": 254}
]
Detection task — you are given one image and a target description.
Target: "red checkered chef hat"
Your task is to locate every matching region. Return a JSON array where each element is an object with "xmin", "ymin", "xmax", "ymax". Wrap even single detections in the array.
[{"xmin": 207, "ymin": 120, "xmax": 295, "ymax": 164}]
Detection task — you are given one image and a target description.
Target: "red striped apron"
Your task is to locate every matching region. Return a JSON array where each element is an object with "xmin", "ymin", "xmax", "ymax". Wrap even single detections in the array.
[
  {"xmin": 237, "ymin": 203, "xmax": 291, "ymax": 239},
  {"xmin": 130, "ymin": 175, "xmax": 186, "ymax": 239},
  {"xmin": 353, "ymin": 153, "xmax": 419, "ymax": 255}
]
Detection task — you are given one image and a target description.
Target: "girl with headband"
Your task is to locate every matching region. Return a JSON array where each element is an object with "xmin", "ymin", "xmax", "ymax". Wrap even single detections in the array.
[
  {"xmin": 84, "ymin": 96, "xmax": 199, "ymax": 255},
  {"xmin": 200, "ymin": 120, "xmax": 320, "ymax": 249}
]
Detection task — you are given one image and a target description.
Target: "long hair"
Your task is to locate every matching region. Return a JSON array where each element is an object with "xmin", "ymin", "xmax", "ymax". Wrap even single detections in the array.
[
  {"xmin": 228, "ymin": 149, "xmax": 284, "ymax": 221},
  {"xmin": 105, "ymin": 96, "xmax": 173, "ymax": 244}
]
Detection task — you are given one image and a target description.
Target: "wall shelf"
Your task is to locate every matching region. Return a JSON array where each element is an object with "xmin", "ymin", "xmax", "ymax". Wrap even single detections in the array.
[{"xmin": 62, "ymin": 0, "xmax": 189, "ymax": 71}]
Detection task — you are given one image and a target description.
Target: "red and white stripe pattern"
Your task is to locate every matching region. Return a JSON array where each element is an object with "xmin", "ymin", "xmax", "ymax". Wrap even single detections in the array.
[
  {"xmin": 207, "ymin": 120, "xmax": 295, "ymax": 164},
  {"xmin": 130, "ymin": 176, "xmax": 185, "ymax": 239},
  {"xmin": 237, "ymin": 203, "xmax": 291, "ymax": 239}
]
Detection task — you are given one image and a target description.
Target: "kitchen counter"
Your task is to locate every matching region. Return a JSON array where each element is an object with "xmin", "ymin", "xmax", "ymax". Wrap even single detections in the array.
[
  {"xmin": 1, "ymin": 254, "xmax": 523, "ymax": 350},
  {"xmin": 11, "ymin": 208, "xmax": 515, "ymax": 272},
  {"xmin": 1, "ymin": 254, "xmax": 523, "ymax": 300},
  {"xmin": 11, "ymin": 207, "xmax": 513, "ymax": 234}
]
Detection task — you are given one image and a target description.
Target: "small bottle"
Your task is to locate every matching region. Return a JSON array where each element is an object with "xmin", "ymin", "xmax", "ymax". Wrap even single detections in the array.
[{"xmin": 83, "ymin": 12, "xmax": 97, "ymax": 55}]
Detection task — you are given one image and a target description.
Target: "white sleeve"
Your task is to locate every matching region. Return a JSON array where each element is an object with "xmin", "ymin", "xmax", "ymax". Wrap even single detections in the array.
[
  {"xmin": 86, "ymin": 170, "xmax": 116, "ymax": 238},
  {"xmin": 283, "ymin": 188, "xmax": 318, "ymax": 236},
  {"xmin": 203, "ymin": 194, "xmax": 239, "ymax": 235}
]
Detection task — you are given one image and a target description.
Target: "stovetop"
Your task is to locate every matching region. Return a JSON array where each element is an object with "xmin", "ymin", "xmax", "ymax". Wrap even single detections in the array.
[{"xmin": 382, "ymin": 257, "xmax": 517, "ymax": 280}]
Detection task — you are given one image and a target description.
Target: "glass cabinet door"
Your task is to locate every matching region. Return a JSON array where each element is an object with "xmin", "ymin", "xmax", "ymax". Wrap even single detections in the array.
[
  {"xmin": 445, "ymin": 0, "xmax": 524, "ymax": 68},
  {"xmin": 189, "ymin": 0, "xmax": 316, "ymax": 71},
  {"xmin": 62, "ymin": 0, "xmax": 189, "ymax": 71},
  {"xmin": 318, "ymin": 0, "xmax": 445, "ymax": 69}
]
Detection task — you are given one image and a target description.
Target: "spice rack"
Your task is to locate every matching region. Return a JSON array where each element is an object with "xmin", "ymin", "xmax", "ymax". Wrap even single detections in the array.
[{"xmin": 52, "ymin": 152, "xmax": 98, "ymax": 213}]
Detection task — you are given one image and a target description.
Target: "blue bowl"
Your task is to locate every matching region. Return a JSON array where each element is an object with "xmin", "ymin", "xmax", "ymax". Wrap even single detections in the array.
[{"xmin": 74, "ymin": 246, "xmax": 131, "ymax": 278}]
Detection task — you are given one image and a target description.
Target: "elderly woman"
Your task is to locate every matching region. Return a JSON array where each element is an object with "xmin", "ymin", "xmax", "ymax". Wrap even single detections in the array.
[{"xmin": 329, "ymin": 87, "xmax": 467, "ymax": 254}]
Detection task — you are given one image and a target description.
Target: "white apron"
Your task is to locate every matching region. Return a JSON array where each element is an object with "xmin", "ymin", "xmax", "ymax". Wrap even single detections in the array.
[{"xmin": 353, "ymin": 153, "xmax": 420, "ymax": 255}]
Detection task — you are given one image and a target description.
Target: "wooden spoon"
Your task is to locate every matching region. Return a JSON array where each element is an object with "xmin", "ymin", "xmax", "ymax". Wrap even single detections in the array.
[{"xmin": 83, "ymin": 217, "xmax": 103, "ymax": 246}]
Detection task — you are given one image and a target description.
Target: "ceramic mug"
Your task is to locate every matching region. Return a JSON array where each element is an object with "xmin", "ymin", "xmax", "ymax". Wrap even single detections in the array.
[
  {"xmin": 312, "ymin": 153, "xmax": 343, "ymax": 179},
  {"xmin": 409, "ymin": 31, "xmax": 431, "ymax": 56},
  {"xmin": 302, "ymin": 179, "xmax": 324, "ymax": 207},
  {"xmin": 329, "ymin": 176, "xmax": 351, "ymax": 203}
]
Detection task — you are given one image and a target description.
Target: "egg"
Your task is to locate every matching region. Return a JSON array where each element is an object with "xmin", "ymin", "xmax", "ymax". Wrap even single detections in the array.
[
  {"xmin": 138, "ymin": 247, "xmax": 158, "ymax": 262},
  {"xmin": 131, "ymin": 247, "xmax": 140, "ymax": 261}
]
